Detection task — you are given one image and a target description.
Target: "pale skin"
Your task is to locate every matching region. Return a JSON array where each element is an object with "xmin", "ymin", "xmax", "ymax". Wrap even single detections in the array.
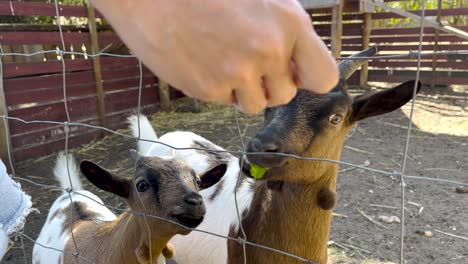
[{"xmin": 90, "ymin": 0, "xmax": 339, "ymax": 113}]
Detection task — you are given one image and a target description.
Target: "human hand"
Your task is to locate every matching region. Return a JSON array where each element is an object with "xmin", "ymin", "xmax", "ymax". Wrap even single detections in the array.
[{"xmin": 90, "ymin": 0, "xmax": 339, "ymax": 113}]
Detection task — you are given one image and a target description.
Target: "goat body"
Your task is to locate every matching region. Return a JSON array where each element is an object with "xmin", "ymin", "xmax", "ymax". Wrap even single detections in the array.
[{"xmin": 33, "ymin": 153, "xmax": 170, "ymax": 264}]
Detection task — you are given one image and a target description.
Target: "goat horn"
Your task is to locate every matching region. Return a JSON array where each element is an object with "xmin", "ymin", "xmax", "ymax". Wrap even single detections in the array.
[
  {"xmin": 338, "ymin": 46, "xmax": 377, "ymax": 80},
  {"xmin": 129, "ymin": 149, "xmax": 141, "ymax": 162}
]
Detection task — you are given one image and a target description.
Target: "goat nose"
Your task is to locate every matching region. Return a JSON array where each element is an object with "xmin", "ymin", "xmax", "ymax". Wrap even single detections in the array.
[
  {"xmin": 248, "ymin": 138, "xmax": 279, "ymax": 153},
  {"xmin": 184, "ymin": 193, "xmax": 203, "ymax": 206}
]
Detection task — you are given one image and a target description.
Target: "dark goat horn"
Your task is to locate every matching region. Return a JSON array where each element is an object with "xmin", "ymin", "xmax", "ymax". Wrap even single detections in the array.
[{"xmin": 338, "ymin": 46, "xmax": 377, "ymax": 80}]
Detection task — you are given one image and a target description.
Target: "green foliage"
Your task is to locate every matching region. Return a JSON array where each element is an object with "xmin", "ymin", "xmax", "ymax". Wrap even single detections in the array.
[{"xmin": 373, "ymin": 0, "xmax": 467, "ymax": 28}]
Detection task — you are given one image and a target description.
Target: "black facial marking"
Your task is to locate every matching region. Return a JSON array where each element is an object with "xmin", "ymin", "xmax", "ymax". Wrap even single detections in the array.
[{"xmin": 147, "ymin": 169, "xmax": 161, "ymax": 202}]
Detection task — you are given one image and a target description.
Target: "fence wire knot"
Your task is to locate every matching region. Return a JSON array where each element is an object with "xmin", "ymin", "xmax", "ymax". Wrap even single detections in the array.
[
  {"xmin": 408, "ymin": 50, "xmax": 419, "ymax": 59},
  {"xmin": 65, "ymin": 187, "xmax": 72, "ymax": 193},
  {"xmin": 391, "ymin": 171, "xmax": 403, "ymax": 182},
  {"xmin": 63, "ymin": 121, "xmax": 69, "ymax": 132},
  {"xmin": 56, "ymin": 47, "xmax": 64, "ymax": 56},
  {"xmin": 237, "ymin": 236, "xmax": 246, "ymax": 246}
]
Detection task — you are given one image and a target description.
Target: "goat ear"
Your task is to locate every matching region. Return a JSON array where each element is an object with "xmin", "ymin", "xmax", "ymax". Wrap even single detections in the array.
[
  {"xmin": 198, "ymin": 163, "xmax": 227, "ymax": 189},
  {"xmin": 79, "ymin": 160, "xmax": 131, "ymax": 198},
  {"xmin": 350, "ymin": 80, "xmax": 422, "ymax": 122}
]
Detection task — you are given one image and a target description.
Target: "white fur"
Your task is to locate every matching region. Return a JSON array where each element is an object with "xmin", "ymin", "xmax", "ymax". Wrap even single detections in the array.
[
  {"xmin": 32, "ymin": 153, "xmax": 117, "ymax": 264},
  {"xmin": 0, "ymin": 228, "xmax": 7, "ymax": 261},
  {"xmin": 129, "ymin": 115, "xmax": 254, "ymax": 264},
  {"xmin": 128, "ymin": 114, "xmax": 159, "ymax": 155}
]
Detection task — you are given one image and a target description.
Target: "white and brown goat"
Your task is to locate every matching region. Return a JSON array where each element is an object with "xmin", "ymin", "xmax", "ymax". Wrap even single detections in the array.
[
  {"xmin": 32, "ymin": 150, "xmax": 223, "ymax": 264},
  {"xmin": 129, "ymin": 47, "xmax": 421, "ymax": 264}
]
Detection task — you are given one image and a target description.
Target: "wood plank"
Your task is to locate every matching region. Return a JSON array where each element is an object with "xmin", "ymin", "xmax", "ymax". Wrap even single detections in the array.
[
  {"xmin": 4, "ymin": 73, "xmax": 156, "ymax": 106},
  {"xmin": 2, "ymin": 57, "xmax": 139, "ymax": 78},
  {"xmin": 0, "ymin": 31, "xmax": 121, "ymax": 46},
  {"xmin": 9, "ymin": 103, "xmax": 159, "ymax": 150},
  {"xmin": 368, "ymin": 61, "xmax": 468, "ymax": 69},
  {"xmin": 4, "ymin": 71, "xmax": 94, "ymax": 93},
  {"xmin": 368, "ymin": 70, "xmax": 468, "ymax": 85},
  {"xmin": 360, "ymin": 12, "xmax": 371, "ymax": 87},
  {"xmin": 8, "ymin": 97, "xmax": 98, "ymax": 132},
  {"xmin": 13, "ymin": 131, "xmax": 100, "ymax": 161},
  {"xmin": 330, "ymin": 0, "xmax": 343, "ymax": 57},
  {"xmin": 0, "ymin": 2, "xmax": 103, "ymax": 18},
  {"xmin": 0, "ymin": 24, "xmax": 111, "ymax": 32},
  {"xmin": 3, "ymin": 59, "xmax": 93, "ymax": 78},
  {"xmin": 0, "ymin": 67, "xmax": 14, "ymax": 171},
  {"xmin": 87, "ymin": 4, "xmax": 107, "ymax": 129},
  {"xmin": 324, "ymin": 35, "xmax": 468, "ymax": 44},
  {"xmin": 103, "ymin": 75, "xmax": 157, "ymax": 92},
  {"xmin": 3, "ymin": 66, "xmax": 153, "ymax": 93},
  {"xmin": 104, "ymin": 87, "xmax": 159, "ymax": 114},
  {"xmin": 341, "ymin": 44, "xmax": 468, "ymax": 52},
  {"xmin": 5, "ymin": 83, "xmax": 97, "ymax": 107},
  {"xmin": 12, "ymin": 105, "xmax": 159, "ymax": 161},
  {"xmin": 311, "ymin": 8, "xmax": 468, "ymax": 22},
  {"xmin": 300, "ymin": 0, "xmax": 339, "ymax": 9}
]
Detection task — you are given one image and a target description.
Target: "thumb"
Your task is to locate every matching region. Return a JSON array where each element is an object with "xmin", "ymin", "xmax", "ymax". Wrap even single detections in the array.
[{"xmin": 292, "ymin": 23, "xmax": 339, "ymax": 94}]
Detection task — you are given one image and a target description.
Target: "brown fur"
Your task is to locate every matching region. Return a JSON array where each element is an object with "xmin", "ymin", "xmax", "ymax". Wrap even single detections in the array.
[
  {"xmin": 63, "ymin": 212, "xmax": 177, "ymax": 264},
  {"xmin": 230, "ymin": 136, "xmax": 346, "ymax": 264},
  {"xmin": 60, "ymin": 202, "xmax": 100, "ymax": 236},
  {"xmin": 235, "ymin": 71, "xmax": 419, "ymax": 262},
  {"xmin": 209, "ymin": 178, "xmax": 224, "ymax": 201},
  {"xmin": 61, "ymin": 156, "xmax": 207, "ymax": 264}
]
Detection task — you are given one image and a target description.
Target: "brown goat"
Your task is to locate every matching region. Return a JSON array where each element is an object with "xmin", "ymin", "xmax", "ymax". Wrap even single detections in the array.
[
  {"xmin": 33, "ymin": 151, "xmax": 225, "ymax": 264},
  {"xmin": 233, "ymin": 46, "xmax": 421, "ymax": 264}
]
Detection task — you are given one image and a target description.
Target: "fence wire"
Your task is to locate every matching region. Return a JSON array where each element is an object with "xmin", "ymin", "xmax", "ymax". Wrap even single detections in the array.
[{"xmin": 0, "ymin": 0, "xmax": 467, "ymax": 264}]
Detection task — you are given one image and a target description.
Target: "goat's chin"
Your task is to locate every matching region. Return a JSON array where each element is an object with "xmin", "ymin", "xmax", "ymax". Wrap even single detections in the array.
[{"xmin": 171, "ymin": 213, "xmax": 204, "ymax": 231}]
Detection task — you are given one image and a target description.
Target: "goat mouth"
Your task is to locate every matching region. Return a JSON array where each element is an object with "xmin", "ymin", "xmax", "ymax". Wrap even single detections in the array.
[
  {"xmin": 243, "ymin": 154, "xmax": 287, "ymax": 176},
  {"xmin": 172, "ymin": 214, "xmax": 204, "ymax": 229}
]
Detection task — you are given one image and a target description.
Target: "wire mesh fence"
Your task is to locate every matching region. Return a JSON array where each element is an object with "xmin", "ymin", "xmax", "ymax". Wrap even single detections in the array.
[{"xmin": 1, "ymin": 0, "xmax": 467, "ymax": 264}]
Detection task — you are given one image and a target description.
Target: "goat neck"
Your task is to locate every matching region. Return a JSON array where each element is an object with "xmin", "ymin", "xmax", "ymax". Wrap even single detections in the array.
[
  {"xmin": 228, "ymin": 144, "xmax": 343, "ymax": 264},
  {"xmin": 64, "ymin": 212, "xmax": 172, "ymax": 263}
]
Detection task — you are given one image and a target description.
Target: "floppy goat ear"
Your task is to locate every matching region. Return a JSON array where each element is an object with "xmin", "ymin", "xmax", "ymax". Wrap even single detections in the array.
[
  {"xmin": 198, "ymin": 163, "xmax": 227, "ymax": 189},
  {"xmin": 80, "ymin": 160, "xmax": 131, "ymax": 198},
  {"xmin": 350, "ymin": 80, "xmax": 422, "ymax": 122}
]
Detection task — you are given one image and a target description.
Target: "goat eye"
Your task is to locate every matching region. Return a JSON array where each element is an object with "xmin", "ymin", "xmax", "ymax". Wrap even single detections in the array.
[
  {"xmin": 195, "ymin": 178, "xmax": 202, "ymax": 188},
  {"xmin": 329, "ymin": 114, "xmax": 343, "ymax": 124},
  {"xmin": 136, "ymin": 181, "xmax": 149, "ymax": 192}
]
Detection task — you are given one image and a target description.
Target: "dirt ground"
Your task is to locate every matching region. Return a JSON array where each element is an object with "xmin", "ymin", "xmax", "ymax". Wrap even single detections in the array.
[{"xmin": 2, "ymin": 84, "xmax": 467, "ymax": 264}]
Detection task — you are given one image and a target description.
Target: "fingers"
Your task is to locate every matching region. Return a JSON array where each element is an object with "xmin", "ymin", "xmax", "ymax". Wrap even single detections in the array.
[
  {"xmin": 293, "ymin": 20, "xmax": 339, "ymax": 94},
  {"xmin": 262, "ymin": 62, "xmax": 297, "ymax": 107},
  {"xmin": 233, "ymin": 75, "xmax": 268, "ymax": 114}
]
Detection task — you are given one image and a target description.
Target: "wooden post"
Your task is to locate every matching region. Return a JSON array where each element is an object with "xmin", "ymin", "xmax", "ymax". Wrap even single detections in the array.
[
  {"xmin": 0, "ymin": 68, "xmax": 14, "ymax": 172},
  {"xmin": 331, "ymin": 0, "xmax": 343, "ymax": 58},
  {"xmin": 158, "ymin": 79, "xmax": 171, "ymax": 111},
  {"xmin": 431, "ymin": 0, "xmax": 442, "ymax": 88},
  {"xmin": 87, "ymin": 3, "xmax": 107, "ymax": 129},
  {"xmin": 360, "ymin": 13, "xmax": 371, "ymax": 88}
]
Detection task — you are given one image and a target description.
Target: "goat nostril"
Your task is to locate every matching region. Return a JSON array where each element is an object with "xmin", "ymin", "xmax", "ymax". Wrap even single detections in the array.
[
  {"xmin": 248, "ymin": 138, "xmax": 263, "ymax": 152},
  {"xmin": 263, "ymin": 143, "xmax": 279, "ymax": 153},
  {"xmin": 184, "ymin": 193, "xmax": 203, "ymax": 206}
]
